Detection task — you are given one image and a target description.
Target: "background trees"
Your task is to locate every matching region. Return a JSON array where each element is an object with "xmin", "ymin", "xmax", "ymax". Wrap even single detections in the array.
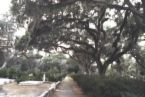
[
  {"xmin": 40, "ymin": 53, "xmax": 66, "ymax": 72},
  {"xmin": 0, "ymin": 15, "xmax": 16, "ymax": 68},
  {"xmin": 11, "ymin": 0, "xmax": 145, "ymax": 76}
]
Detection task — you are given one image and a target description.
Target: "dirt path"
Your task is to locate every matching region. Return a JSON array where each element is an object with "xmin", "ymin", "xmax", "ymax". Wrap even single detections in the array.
[
  {"xmin": 52, "ymin": 76, "xmax": 86, "ymax": 97},
  {"xmin": 1, "ymin": 82, "xmax": 51, "ymax": 97}
]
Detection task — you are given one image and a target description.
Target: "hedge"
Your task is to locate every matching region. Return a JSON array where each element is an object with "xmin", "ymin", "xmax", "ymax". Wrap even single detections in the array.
[{"xmin": 72, "ymin": 74, "xmax": 145, "ymax": 97}]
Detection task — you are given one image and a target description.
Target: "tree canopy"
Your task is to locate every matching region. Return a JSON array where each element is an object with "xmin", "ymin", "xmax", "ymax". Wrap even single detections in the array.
[
  {"xmin": 11, "ymin": 0, "xmax": 145, "ymax": 75},
  {"xmin": 0, "ymin": 15, "xmax": 16, "ymax": 67}
]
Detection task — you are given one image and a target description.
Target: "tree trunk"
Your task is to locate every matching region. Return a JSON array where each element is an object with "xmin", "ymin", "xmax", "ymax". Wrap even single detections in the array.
[
  {"xmin": 0, "ymin": 50, "xmax": 5, "ymax": 67},
  {"xmin": 84, "ymin": 63, "xmax": 92, "ymax": 74},
  {"xmin": 98, "ymin": 68, "xmax": 106, "ymax": 76},
  {"xmin": 97, "ymin": 64, "xmax": 108, "ymax": 76}
]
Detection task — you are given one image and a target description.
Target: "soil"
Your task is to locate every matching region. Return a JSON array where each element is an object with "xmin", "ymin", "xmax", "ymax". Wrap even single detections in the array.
[{"xmin": 0, "ymin": 82, "xmax": 51, "ymax": 97}]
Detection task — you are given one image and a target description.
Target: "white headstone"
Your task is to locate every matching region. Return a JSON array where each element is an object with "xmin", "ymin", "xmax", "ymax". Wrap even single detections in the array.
[{"xmin": 43, "ymin": 73, "xmax": 46, "ymax": 82}]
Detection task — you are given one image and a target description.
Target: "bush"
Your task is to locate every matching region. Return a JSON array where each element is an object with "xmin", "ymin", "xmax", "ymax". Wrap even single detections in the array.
[
  {"xmin": 7, "ymin": 68, "xmax": 19, "ymax": 79},
  {"xmin": 46, "ymin": 70, "xmax": 66, "ymax": 82},
  {"xmin": 16, "ymin": 70, "xmax": 44, "ymax": 82},
  {"xmin": 67, "ymin": 65, "xmax": 79, "ymax": 74},
  {"xmin": 0, "ymin": 68, "xmax": 8, "ymax": 78},
  {"xmin": 0, "ymin": 68, "xmax": 66, "ymax": 82},
  {"xmin": 16, "ymin": 72, "xmax": 29, "ymax": 82},
  {"xmin": 72, "ymin": 74, "xmax": 145, "ymax": 97},
  {"xmin": 0, "ymin": 68, "xmax": 21, "ymax": 79}
]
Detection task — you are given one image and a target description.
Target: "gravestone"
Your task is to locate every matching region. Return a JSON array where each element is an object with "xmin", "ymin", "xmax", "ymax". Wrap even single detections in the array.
[{"xmin": 43, "ymin": 73, "xmax": 46, "ymax": 82}]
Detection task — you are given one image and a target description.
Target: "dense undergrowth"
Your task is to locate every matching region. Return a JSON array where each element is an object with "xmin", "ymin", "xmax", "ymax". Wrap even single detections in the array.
[
  {"xmin": 0, "ymin": 68, "xmax": 66, "ymax": 82},
  {"xmin": 72, "ymin": 74, "xmax": 145, "ymax": 97}
]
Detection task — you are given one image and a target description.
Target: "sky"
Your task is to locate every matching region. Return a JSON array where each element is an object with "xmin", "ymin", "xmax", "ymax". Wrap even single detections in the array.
[
  {"xmin": 0, "ymin": 0, "xmax": 26, "ymax": 37},
  {"xmin": 0, "ymin": 0, "xmax": 11, "ymax": 15}
]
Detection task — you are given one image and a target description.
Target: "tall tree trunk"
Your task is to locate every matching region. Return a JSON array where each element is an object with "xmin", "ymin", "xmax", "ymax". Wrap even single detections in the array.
[
  {"xmin": 98, "ymin": 66, "xmax": 106, "ymax": 76},
  {"xmin": 0, "ymin": 50, "xmax": 5, "ymax": 67},
  {"xmin": 96, "ymin": 59, "xmax": 107, "ymax": 76},
  {"xmin": 97, "ymin": 63, "xmax": 108, "ymax": 76}
]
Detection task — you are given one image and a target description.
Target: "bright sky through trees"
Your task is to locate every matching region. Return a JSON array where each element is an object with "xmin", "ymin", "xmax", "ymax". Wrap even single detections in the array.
[
  {"xmin": 0, "ymin": 0, "xmax": 25, "ymax": 37},
  {"xmin": 0, "ymin": 0, "xmax": 11, "ymax": 14}
]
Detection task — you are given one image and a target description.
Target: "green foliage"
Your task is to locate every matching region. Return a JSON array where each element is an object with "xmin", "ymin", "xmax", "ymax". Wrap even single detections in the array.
[
  {"xmin": 15, "ymin": 33, "xmax": 31, "ymax": 51},
  {"xmin": 16, "ymin": 70, "xmax": 43, "ymax": 82},
  {"xmin": 45, "ymin": 65, "xmax": 66, "ymax": 82},
  {"xmin": 40, "ymin": 53, "xmax": 67, "ymax": 81},
  {"xmin": 0, "ymin": 68, "xmax": 8, "ymax": 78},
  {"xmin": 67, "ymin": 66, "xmax": 79, "ymax": 74},
  {"xmin": 46, "ymin": 71, "xmax": 66, "ymax": 82},
  {"xmin": 0, "ymin": 68, "xmax": 65, "ymax": 82},
  {"xmin": 15, "ymin": 72, "xmax": 29, "ymax": 83},
  {"xmin": 14, "ymin": 70, "xmax": 43, "ymax": 82},
  {"xmin": 66, "ymin": 58, "xmax": 80, "ymax": 74},
  {"xmin": 0, "ymin": 68, "xmax": 34, "ymax": 82},
  {"xmin": 0, "ymin": 50, "xmax": 5, "ymax": 67},
  {"xmin": 0, "ymin": 53, "xmax": 67, "ymax": 82},
  {"xmin": 72, "ymin": 74, "xmax": 145, "ymax": 97},
  {"xmin": 11, "ymin": 0, "xmax": 144, "ymax": 76},
  {"xmin": 0, "ymin": 68, "xmax": 22, "ymax": 80},
  {"xmin": 7, "ymin": 68, "xmax": 19, "ymax": 79}
]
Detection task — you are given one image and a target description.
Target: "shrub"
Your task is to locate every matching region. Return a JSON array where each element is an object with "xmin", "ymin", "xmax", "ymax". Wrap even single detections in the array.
[
  {"xmin": 16, "ymin": 70, "xmax": 43, "ymax": 82},
  {"xmin": 46, "ymin": 71, "xmax": 66, "ymax": 82},
  {"xmin": 67, "ymin": 65, "xmax": 79, "ymax": 74},
  {"xmin": 0, "ymin": 68, "xmax": 8, "ymax": 78},
  {"xmin": 72, "ymin": 74, "xmax": 145, "ymax": 97},
  {"xmin": 0, "ymin": 68, "xmax": 65, "ymax": 82},
  {"xmin": 16, "ymin": 72, "xmax": 29, "ymax": 83},
  {"xmin": 7, "ymin": 68, "xmax": 19, "ymax": 79},
  {"xmin": 0, "ymin": 68, "xmax": 20, "ymax": 79}
]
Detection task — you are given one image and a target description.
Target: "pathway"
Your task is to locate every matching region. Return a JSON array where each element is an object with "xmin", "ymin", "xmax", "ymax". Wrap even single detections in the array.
[
  {"xmin": 52, "ymin": 76, "xmax": 86, "ymax": 97},
  {"xmin": 1, "ymin": 82, "xmax": 51, "ymax": 97}
]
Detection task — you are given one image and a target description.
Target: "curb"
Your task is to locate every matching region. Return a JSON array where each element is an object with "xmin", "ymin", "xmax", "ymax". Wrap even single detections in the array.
[{"xmin": 38, "ymin": 81, "xmax": 61, "ymax": 97}]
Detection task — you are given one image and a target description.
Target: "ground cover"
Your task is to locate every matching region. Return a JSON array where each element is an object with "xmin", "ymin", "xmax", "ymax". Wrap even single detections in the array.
[{"xmin": 72, "ymin": 75, "xmax": 145, "ymax": 97}]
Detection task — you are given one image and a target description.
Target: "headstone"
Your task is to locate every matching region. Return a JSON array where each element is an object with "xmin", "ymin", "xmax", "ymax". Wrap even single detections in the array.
[{"xmin": 43, "ymin": 73, "xmax": 46, "ymax": 82}]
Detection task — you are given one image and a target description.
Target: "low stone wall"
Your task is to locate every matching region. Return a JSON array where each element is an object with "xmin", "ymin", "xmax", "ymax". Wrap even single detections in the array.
[{"xmin": 38, "ymin": 81, "xmax": 61, "ymax": 97}]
